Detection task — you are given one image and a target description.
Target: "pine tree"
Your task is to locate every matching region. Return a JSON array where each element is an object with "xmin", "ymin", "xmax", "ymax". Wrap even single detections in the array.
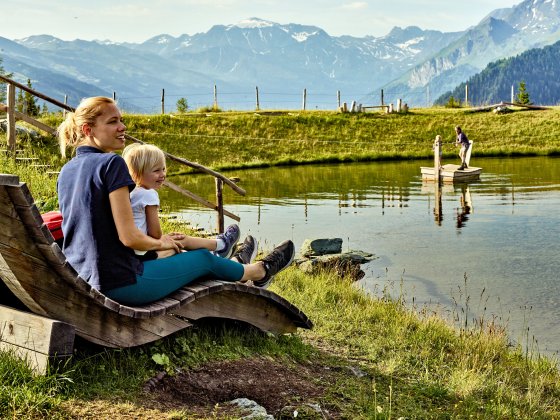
[
  {"xmin": 176, "ymin": 97, "xmax": 189, "ymax": 113},
  {"xmin": 516, "ymin": 80, "xmax": 532, "ymax": 105},
  {"xmin": 16, "ymin": 88, "xmax": 24, "ymax": 112},
  {"xmin": 23, "ymin": 78, "xmax": 40, "ymax": 116}
]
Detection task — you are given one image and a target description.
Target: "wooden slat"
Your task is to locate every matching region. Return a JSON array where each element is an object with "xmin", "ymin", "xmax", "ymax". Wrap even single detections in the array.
[
  {"xmin": 0, "ymin": 250, "xmax": 49, "ymax": 316},
  {"xmin": 0, "ymin": 174, "xmax": 20, "ymax": 185},
  {"xmin": 183, "ymin": 280, "xmax": 226, "ymax": 297},
  {"xmin": 168, "ymin": 287, "xmax": 196, "ymax": 305},
  {"xmin": 6, "ymin": 182, "xmax": 35, "ymax": 207}
]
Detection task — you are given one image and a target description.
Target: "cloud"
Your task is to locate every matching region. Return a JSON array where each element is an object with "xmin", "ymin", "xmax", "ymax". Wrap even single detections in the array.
[{"xmin": 340, "ymin": 2, "xmax": 368, "ymax": 10}]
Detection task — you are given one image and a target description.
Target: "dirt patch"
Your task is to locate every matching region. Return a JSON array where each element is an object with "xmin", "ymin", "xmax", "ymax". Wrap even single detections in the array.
[{"xmin": 143, "ymin": 356, "xmax": 343, "ymax": 418}]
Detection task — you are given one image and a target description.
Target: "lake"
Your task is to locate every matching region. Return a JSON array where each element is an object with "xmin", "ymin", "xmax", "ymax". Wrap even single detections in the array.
[{"xmin": 164, "ymin": 156, "xmax": 560, "ymax": 355}]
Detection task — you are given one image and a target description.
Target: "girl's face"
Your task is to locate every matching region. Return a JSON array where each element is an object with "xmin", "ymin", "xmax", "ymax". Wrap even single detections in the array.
[
  {"xmin": 140, "ymin": 163, "xmax": 166, "ymax": 190},
  {"xmin": 83, "ymin": 103, "xmax": 126, "ymax": 152}
]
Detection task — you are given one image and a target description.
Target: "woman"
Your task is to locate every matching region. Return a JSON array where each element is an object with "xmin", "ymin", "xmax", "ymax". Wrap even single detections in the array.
[{"xmin": 56, "ymin": 96, "xmax": 294, "ymax": 305}]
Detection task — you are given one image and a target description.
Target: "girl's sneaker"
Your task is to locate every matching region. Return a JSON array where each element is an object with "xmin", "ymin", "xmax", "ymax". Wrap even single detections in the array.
[{"xmin": 214, "ymin": 224, "xmax": 240, "ymax": 259}]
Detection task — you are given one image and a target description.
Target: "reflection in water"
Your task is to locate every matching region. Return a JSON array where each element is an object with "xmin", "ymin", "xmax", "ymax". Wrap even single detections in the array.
[
  {"xmin": 165, "ymin": 156, "xmax": 560, "ymax": 355},
  {"xmin": 456, "ymin": 185, "xmax": 472, "ymax": 229}
]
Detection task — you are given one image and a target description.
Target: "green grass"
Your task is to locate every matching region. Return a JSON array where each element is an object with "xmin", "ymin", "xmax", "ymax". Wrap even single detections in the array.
[
  {"xmin": 274, "ymin": 269, "xmax": 560, "ymax": 418},
  {"xmin": 38, "ymin": 107, "xmax": 560, "ymax": 176},
  {"xmin": 1, "ymin": 108, "xmax": 560, "ymax": 418}
]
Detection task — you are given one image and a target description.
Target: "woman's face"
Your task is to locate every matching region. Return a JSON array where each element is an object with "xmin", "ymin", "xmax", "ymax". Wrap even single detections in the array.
[{"xmin": 84, "ymin": 103, "xmax": 126, "ymax": 152}]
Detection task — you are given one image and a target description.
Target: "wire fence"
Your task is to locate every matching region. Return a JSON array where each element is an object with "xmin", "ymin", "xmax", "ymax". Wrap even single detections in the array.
[{"xmin": 108, "ymin": 87, "xmax": 414, "ymax": 114}]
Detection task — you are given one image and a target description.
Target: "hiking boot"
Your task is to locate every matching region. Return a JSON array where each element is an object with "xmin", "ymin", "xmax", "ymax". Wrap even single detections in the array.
[
  {"xmin": 457, "ymin": 165, "xmax": 465, "ymax": 171},
  {"xmin": 253, "ymin": 240, "xmax": 295, "ymax": 289},
  {"xmin": 233, "ymin": 235, "xmax": 258, "ymax": 264},
  {"xmin": 213, "ymin": 224, "xmax": 240, "ymax": 259}
]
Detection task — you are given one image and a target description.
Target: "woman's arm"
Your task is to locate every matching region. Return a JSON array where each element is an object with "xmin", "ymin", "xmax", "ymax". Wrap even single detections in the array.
[
  {"xmin": 145, "ymin": 204, "xmax": 163, "ymax": 239},
  {"xmin": 109, "ymin": 186, "xmax": 179, "ymax": 252}
]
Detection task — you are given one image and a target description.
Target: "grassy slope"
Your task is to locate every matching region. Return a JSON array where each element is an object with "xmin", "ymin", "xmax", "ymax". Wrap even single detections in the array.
[
  {"xmin": 1, "ymin": 107, "xmax": 560, "ymax": 418},
  {"xmin": 39, "ymin": 106, "xmax": 560, "ymax": 176}
]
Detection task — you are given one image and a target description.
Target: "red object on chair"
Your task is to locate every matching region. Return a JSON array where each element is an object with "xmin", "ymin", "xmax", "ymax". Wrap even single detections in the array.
[{"xmin": 42, "ymin": 211, "xmax": 63, "ymax": 241}]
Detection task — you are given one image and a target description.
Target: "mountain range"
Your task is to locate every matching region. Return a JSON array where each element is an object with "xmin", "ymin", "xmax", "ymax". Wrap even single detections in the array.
[{"xmin": 1, "ymin": 0, "xmax": 560, "ymax": 111}]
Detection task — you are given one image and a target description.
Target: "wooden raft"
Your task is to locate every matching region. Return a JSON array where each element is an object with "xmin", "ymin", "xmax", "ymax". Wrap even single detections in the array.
[
  {"xmin": 0, "ymin": 174, "xmax": 312, "ymax": 350},
  {"xmin": 421, "ymin": 140, "xmax": 482, "ymax": 182}
]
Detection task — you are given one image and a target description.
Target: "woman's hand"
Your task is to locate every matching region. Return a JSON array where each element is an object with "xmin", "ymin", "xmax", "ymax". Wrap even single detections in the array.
[{"xmin": 159, "ymin": 234, "xmax": 183, "ymax": 254}]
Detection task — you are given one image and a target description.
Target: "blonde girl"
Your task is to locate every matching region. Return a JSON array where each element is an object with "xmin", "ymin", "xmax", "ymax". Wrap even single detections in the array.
[{"xmin": 122, "ymin": 143, "xmax": 240, "ymax": 260}]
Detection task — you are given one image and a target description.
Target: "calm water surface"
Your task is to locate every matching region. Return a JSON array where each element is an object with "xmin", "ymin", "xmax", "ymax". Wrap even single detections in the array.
[{"xmin": 164, "ymin": 157, "xmax": 560, "ymax": 355}]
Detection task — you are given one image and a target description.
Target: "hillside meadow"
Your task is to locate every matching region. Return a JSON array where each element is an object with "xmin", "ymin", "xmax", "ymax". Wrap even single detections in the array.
[{"xmin": 1, "ymin": 107, "xmax": 560, "ymax": 418}]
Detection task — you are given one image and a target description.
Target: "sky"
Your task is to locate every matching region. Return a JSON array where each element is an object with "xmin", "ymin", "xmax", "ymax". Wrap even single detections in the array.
[{"xmin": 2, "ymin": 0, "xmax": 524, "ymax": 43}]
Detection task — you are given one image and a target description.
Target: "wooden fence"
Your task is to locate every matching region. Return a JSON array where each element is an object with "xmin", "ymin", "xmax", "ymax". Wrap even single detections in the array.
[{"xmin": 0, "ymin": 75, "xmax": 244, "ymax": 232}]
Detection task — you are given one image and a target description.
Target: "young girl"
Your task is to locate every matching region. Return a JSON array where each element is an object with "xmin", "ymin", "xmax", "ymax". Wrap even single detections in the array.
[
  {"xmin": 122, "ymin": 143, "xmax": 239, "ymax": 260},
  {"xmin": 56, "ymin": 96, "xmax": 295, "ymax": 305}
]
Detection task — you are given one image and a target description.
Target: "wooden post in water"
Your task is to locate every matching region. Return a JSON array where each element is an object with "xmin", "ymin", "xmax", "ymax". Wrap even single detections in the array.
[
  {"xmin": 255, "ymin": 86, "xmax": 260, "ymax": 111},
  {"xmin": 113, "ymin": 91, "xmax": 116, "ymax": 101},
  {"xmin": 215, "ymin": 178, "xmax": 224, "ymax": 233},
  {"xmin": 161, "ymin": 89, "xmax": 165, "ymax": 114},
  {"xmin": 6, "ymin": 83, "xmax": 16, "ymax": 154},
  {"xmin": 433, "ymin": 138, "xmax": 442, "ymax": 224},
  {"xmin": 434, "ymin": 137, "xmax": 441, "ymax": 181}
]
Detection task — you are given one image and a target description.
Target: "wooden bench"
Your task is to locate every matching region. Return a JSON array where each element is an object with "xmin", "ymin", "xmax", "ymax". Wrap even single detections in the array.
[{"xmin": 0, "ymin": 174, "xmax": 312, "ymax": 351}]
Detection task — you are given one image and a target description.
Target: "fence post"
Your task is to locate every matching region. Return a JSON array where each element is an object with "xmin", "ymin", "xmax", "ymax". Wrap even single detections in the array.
[
  {"xmin": 381, "ymin": 89, "xmax": 384, "ymax": 107},
  {"xmin": 255, "ymin": 86, "xmax": 260, "ymax": 111},
  {"xmin": 113, "ymin": 91, "xmax": 116, "ymax": 101},
  {"xmin": 7, "ymin": 83, "xmax": 16, "ymax": 154},
  {"xmin": 161, "ymin": 89, "xmax": 165, "ymax": 114},
  {"xmin": 63, "ymin": 95, "xmax": 68, "ymax": 118},
  {"xmin": 465, "ymin": 84, "xmax": 468, "ymax": 107},
  {"xmin": 511, "ymin": 85, "xmax": 514, "ymax": 103},
  {"xmin": 213, "ymin": 84, "xmax": 218, "ymax": 110},
  {"xmin": 215, "ymin": 178, "xmax": 224, "ymax": 233},
  {"xmin": 337, "ymin": 90, "xmax": 341, "ymax": 110},
  {"xmin": 302, "ymin": 88, "xmax": 307, "ymax": 111}
]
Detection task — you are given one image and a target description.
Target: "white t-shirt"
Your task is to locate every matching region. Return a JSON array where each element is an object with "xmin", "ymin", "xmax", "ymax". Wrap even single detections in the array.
[{"xmin": 130, "ymin": 186, "xmax": 160, "ymax": 255}]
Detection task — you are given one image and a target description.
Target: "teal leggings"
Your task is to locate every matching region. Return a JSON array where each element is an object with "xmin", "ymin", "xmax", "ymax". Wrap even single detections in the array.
[{"xmin": 105, "ymin": 249, "xmax": 244, "ymax": 305}]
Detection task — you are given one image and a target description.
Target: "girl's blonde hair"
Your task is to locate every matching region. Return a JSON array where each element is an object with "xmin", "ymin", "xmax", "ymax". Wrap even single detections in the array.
[
  {"xmin": 57, "ymin": 96, "xmax": 116, "ymax": 157},
  {"xmin": 122, "ymin": 143, "xmax": 166, "ymax": 185}
]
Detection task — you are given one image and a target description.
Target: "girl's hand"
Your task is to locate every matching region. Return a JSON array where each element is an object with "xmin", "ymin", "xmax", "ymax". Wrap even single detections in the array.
[{"xmin": 167, "ymin": 232, "xmax": 186, "ymax": 240}]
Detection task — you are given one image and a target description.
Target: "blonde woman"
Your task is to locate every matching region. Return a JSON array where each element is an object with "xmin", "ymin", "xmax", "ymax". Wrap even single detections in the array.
[{"xmin": 56, "ymin": 97, "xmax": 294, "ymax": 305}]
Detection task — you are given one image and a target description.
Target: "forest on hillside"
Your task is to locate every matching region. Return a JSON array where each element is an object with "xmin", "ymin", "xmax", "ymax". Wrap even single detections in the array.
[{"xmin": 435, "ymin": 40, "xmax": 560, "ymax": 106}]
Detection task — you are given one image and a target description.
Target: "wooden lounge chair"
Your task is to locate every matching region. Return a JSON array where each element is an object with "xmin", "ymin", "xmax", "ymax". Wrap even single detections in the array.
[{"xmin": 0, "ymin": 174, "xmax": 312, "ymax": 350}]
